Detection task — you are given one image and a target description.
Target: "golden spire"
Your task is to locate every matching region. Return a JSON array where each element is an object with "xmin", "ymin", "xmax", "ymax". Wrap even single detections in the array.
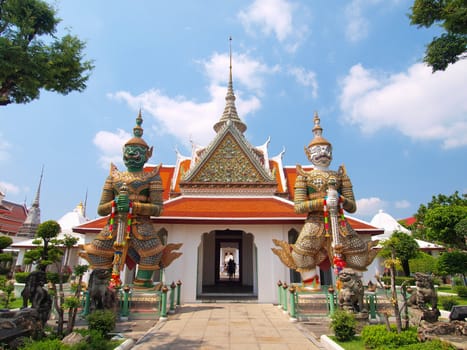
[
  {"xmin": 124, "ymin": 110, "xmax": 153, "ymax": 157},
  {"xmin": 307, "ymin": 111, "xmax": 331, "ymax": 148},
  {"xmin": 213, "ymin": 37, "xmax": 247, "ymax": 134}
]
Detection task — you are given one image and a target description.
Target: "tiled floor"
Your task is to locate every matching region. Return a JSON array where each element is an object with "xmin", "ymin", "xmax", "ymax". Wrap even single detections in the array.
[{"xmin": 132, "ymin": 303, "xmax": 322, "ymax": 350}]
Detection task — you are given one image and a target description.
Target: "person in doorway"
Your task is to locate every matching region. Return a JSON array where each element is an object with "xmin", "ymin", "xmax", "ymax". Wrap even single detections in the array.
[{"xmin": 227, "ymin": 258, "xmax": 236, "ymax": 280}]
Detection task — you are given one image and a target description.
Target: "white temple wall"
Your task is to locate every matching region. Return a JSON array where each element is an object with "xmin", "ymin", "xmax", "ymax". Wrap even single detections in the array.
[{"xmin": 158, "ymin": 222, "xmax": 303, "ymax": 303}]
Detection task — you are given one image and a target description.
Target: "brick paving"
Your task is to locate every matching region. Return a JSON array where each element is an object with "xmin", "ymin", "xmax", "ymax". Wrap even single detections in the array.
[{"xmin": 126, "ymin": 303, "xmax": 325, "ymax": 350}]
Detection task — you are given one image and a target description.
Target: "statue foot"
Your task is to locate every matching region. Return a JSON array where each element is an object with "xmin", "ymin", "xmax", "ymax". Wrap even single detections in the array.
[
  {"xmin": 133, "ymin": 278, "xmax": 154, "ymax": 289},
  {"xmin": 302, "ymin": 275, "xmax": 321, "ymax": 291}
]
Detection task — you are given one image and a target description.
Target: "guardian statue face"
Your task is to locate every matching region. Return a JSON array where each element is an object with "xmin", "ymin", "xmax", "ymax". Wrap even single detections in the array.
[
  {"xmin": 123, "ymin": 144, "xmax": 148, "ymax": 171},
  {"xmin": 308, "ymin": 144, "xmax": 332, "ymax": 168}
]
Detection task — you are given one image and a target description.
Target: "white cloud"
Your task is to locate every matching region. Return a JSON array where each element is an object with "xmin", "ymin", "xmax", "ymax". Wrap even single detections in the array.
[
  {"xmin": 107, "ymin": 53, "xmax": 266, "ymax": 149},
  {"xmin": 238, "ymin": 0, "xmax": 307, "ymax": 52},
  {"xmin": 239, "ymin": 0, "xmax": 293, "ymax": 41},
  {"xmin": 394, "ymin": 200, "xmax": 410, "ymax": 209},
  {"xmin": 201, "ymin": 52, "xmax": 277, "ymax": 94},
  {"xmin": 339, "ymin": 60, "xmax": 467, "ymax": 149},
  {"xmin": 287, "ymin": 66, "xmax": 318, "ymax": 98},
  {"xmin": 344, "ymin": 0, "xmax": 369, "ymax": 43},
  {"xmin": 0, "ymin": 133, "xmax": 11, "ymax": 162},
  {"xmin": 344, "ymin": 0, "xmax": 402, "ymax": 43},
  {"xmin": 93, "ymin": 129, "xmax": 130, "ymax": 168},
  {"xmin": 356, "ymin": 197, "xmax": 386, "ymax": 218},
  {"xmin": 0, "ymin": 181, "xmax": 20, "ymax": 196}
]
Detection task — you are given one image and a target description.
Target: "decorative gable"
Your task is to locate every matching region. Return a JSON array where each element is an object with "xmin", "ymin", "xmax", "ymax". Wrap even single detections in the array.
[
  {"xmin": 179, "ymin": 125, "xmax": 277, "ymax": 195},
  {"xmin": 191, "ymin": 134, "xmax": 264, "ymax": 183}
]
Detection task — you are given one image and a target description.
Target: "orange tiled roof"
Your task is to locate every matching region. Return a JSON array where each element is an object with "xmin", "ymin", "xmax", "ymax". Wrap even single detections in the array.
[
  {"xmin": 0, "ymin": 200, "xmax": 28, "ymax": 235},
  {"xmin": 399, "ymin": 216, "xmax": 416, "ymax": 226},
  {"xmin": 74, "ymin": 196, "xmax": 381, "ymax": 234}
]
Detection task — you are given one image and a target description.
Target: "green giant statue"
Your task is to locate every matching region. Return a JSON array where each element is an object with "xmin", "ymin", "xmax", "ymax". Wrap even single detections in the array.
[{"xmin": 81, "ymin": 111, "xmax": 182, "ymax": 289}]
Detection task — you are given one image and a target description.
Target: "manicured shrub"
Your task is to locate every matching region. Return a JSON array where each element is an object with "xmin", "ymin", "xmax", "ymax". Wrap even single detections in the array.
[
  {"xmin": 46, "ymin": 272, "xmax": 71, "ymax": 284},
  {"xmin": 19, "ymin": 338, "xmax": 69, "ymax": 350},
  {"xmin": 330, "ymin": 310, "xmax": 356, "ymax": 341},
  {"xmin": 381, "ymin": 276, "xmax": 415, "ymax": 286},
  {"xmin": 14, "ymin": 271, "xmax": 30, "ymax": 283},
  {"xmin": 70, "ymin": 330, "xmax": 119, "ymax": 350},
  {"xmin": 454, "ymin": 285, "xmax": 467, "ymax": 297},
  {"xmin": 361, "ymin": 324, "xmax": 418, "ymax": 349},
  {"xmin": 86, "ymin": 310, "xmax": 116, "ymax": 336},
  {"xmin": 399, "ymin": 339, "xmax": 456, "ymax": 349},
  {"xmin": 438, "ymin": 296, "xmax": 459, "ymax": 311}
]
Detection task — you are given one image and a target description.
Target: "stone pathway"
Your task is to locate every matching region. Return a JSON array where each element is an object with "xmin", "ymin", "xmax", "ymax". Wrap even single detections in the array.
[{"xmin": 130, "ymin": 303, "xmax": 324, "ymax": 350}]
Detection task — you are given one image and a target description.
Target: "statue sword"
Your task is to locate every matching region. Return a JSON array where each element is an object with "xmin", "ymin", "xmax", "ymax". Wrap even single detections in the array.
[
  {"xmin": 111, "ymin": 183, "xmax": 131, "ymax": 287},
  {"xmin": 327, "ymin": 187, "xmax": 344, "ymax": 273}
]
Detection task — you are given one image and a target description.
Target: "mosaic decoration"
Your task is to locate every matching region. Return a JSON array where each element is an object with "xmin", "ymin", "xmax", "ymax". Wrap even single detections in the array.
[{"xmin": 191, "ymin": 134, "xmax": 264, "ymax": 183}]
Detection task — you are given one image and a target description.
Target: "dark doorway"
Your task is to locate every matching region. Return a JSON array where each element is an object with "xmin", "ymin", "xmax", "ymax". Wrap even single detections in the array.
[
  {"xmin": 199, "ymin": 230, "xmax": 255, "ymax": 298},
  {"xmin": 216, "ymin": 238, "xmax": 241, "ymax": 283}
]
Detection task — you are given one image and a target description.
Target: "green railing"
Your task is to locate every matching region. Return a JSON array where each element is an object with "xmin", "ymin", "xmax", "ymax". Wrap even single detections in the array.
[
  {"xmin": 79, "ymin": 280, "xmax": 183, "ymax": 320},
  {"xmin": 277, "ymin": 281, "xmax": 384, "ymax": 321}
]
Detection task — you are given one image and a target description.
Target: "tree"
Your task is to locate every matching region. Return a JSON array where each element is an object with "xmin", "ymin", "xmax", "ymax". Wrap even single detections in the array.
[
  {"xmin": 23, "ymin": 219, "xmax": 62, "ymax": 271},
  {"xmin": 409, "ymin": 251, "xmax": 439, "ymax": 275},
  {"xmin": 379, "ymin": 231, "xmax": 420, "ymax": 276},
  {"xmin": 66, "ymin": 264, "xmax": 88, "ymax": 334},
  {"xmin": 412, "ymin": 191, "xmax": 467, "ymax": 249},
  {"xmin": 0, "ymin": 235, "xmax": 13, "ymax": 274},
  {"xmin": 0, "ymin": 0, "xmax": 93, "ymax": 106},
  {"xmin": 425, "ymin": 205, "xmax": 467, "ymax": 249},
  {"xmin": 409, "ymin": 0, "xmax": 467, "ymax": 72},
  {"xmin": 23, "ymin": 220, "xmax": 70, "ymax": 335},
  {"xmin": 383, "ymin": 246, "xmax": 403, "ymax": 333},
  {"xmin": 437, "ymin": 250, "xmax": 467, "ymax": 284}
]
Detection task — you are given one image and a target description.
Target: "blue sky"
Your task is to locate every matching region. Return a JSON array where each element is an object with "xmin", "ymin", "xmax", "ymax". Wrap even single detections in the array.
[{"xmin": 0, "ymin": 0, "xmax": 466, "ymax": 223}]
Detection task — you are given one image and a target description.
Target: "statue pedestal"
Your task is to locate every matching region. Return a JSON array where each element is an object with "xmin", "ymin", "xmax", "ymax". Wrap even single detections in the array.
[
  {"xmin": 125, "ymin": 288, "xmax": 162, "ymax": 320},
  {"xmin": 13, "ymin": 283, "xmax": 25, "ymax": 298}
]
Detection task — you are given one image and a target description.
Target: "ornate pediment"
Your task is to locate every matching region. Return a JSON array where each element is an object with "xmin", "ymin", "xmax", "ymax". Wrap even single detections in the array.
[
  {"xmin": 192, "ymin": 134, "xmax": 264, "ymax": 183},
  {"xmin": 179, "ymin": 126, "xmax": 277, "ymax": 194}
]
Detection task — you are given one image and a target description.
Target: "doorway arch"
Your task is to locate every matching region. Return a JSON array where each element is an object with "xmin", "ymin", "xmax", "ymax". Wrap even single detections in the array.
[{"xmin": 197, "ymin": 229, "xmax": 256, "ymax": 299}]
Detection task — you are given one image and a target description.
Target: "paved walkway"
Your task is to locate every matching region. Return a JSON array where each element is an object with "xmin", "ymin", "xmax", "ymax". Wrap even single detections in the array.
[{"xmin": 130, "ymin": 303, "xmax": 324, "ymax": 350}]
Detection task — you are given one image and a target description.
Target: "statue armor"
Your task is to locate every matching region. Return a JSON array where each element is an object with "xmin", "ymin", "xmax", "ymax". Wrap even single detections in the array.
[
  {"xmin": 82, "ymin": 164, "xmax": 166, "ymax": 271},
  {"xmin": 80, "ymin": 111, "xmax": 182, "ymax": 289},
  {"xmin": 272, "ymin": 112, "xmax": 378, "ymax": 289},
  {"xmin": 291, "ymin": 165, "xmax": 375, "ymax": 272}
]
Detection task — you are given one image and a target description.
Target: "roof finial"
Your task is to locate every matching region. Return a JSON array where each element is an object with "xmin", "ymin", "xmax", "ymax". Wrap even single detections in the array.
[
  {"xmin": 229, "ymin": 36, "xmax": 232, "ymax": 82},
  {"xmin": 124, "ymin": 110, "xmax": 153, "ymax": 159},
  {"xmin": 213, "ymin": 37, "xmax": 247, "ymax": 134},
  {"xmin": 307, "ymin": 111, "xmax": 331, "ymax": 148}
]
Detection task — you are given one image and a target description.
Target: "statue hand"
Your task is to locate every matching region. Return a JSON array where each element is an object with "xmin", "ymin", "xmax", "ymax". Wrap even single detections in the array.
[
  {"xmin": 327, "ymin": 188, "xmax": 339, "ymax": 208},
  {"xmin": 116, "ymin": 194, "xmax": 130, "ymax": 212}
]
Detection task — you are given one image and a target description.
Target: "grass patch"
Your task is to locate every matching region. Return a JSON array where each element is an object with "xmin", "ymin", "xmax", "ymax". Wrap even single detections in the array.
[
  {"xmin": 331, "ymin": 335, "xmax": 364, "ymax": 350},
  {"xmin": 1, "ymin": 297, "xmax": 22, "ymax": 309},
  {"xmin": 437, "ymin": 286, "xmax": 456, "ymax": 293}
]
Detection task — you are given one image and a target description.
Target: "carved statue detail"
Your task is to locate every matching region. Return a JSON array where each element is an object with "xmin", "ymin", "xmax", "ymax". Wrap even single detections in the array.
[
  {"xmin": 88, "ymin": 269, "xmax": 117, "ymax": 312},
  {"xmin": 408, "ymin": 272, "xmax": 440, "ymax": 323},
  {"xmin": 80, "ymin": 111, "xmax": 182, "ymax": 289},
  {"xmin": 337, "ymin": 268, "xmax": 366, "ymax": 313},
  {"xmin": 20, "ymin": 271, "xmax": 52, "ymax": 326},
  {"xmin": 272, "ymin": 112, "xmax": 378, "ymax": 290}
]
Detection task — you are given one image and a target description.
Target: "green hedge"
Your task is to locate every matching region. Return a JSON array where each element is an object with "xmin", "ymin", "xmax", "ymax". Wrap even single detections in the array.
[
  {"xmin": 455, "ymin": 286, "xmax": 467, "ymax": 298},
  {"xmin": 381, "ymin": 276, "xmax": 415, "ymax": 286},
  {"xmin": 46, "ymin": 272, "xmax": 71, "ymax": 284},
  {"xmin": 361, "ymin": 325, "xmax": 418, "ymax": 349},
  {"xmin": 438, "ymin": 296, "xmax": 459, "ymax": 311},
  {"xmin": 330, "ymin": 310, "xmax": 357, "ymax": 342},
  {"xmin": 14, "ymin": 271, "xmax": 30, "ymax": 283}
]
